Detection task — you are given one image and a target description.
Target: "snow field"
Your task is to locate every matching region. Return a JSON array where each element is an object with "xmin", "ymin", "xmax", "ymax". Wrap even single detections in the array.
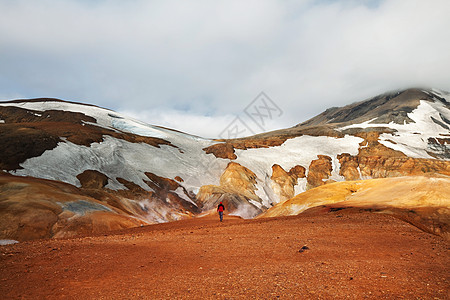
[
  {"xmin": 234, "ymin": 135, "xmax": 363, "ymax": 206},
  {"xmin": 340, "ymin": 99, "xmax": 450, "ymax": 160}
]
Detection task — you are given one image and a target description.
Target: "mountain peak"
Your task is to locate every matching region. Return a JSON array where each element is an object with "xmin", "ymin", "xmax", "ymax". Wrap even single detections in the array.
[{"xmin": 296, "ymin": 88, "xmax": 449, "ymax": 128}]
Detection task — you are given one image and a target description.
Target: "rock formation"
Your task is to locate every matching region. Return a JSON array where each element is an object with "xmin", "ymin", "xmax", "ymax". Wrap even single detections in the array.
[
  {"xmin": 271, "ymin": 164, "xmax": 306, "ymax": 201},
  {"xmin": 306, "ymin": 155, "xmax": 333, "ymax": 188},
  {"xmin": 197, "ymin": 162, "xmax": 262, "ymax": 218}
]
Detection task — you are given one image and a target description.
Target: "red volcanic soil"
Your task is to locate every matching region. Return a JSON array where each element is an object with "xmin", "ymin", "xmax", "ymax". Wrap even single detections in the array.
[{"xmin": 1, "ymin": 210, "xmax": 449, "ymax": 299}]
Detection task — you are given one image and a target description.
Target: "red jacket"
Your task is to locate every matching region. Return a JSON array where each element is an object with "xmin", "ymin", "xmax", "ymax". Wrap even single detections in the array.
[{"xmin": 217, "ymin": 203, "xmax": 225, "ymax": 212}]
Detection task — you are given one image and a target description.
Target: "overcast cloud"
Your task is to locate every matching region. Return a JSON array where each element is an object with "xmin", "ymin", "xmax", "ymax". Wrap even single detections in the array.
[{"xmin": 1, "ymin": 0, "xmax": 449, "ymax": 138}]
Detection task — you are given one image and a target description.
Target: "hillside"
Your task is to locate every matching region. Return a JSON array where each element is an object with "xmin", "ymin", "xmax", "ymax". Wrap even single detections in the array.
[
  {"xmin": 260, "ymin": 175, "xmax": 450, "ymax": 239},
  {"xmin": 1, "ymin": 88, "xmax": 449, "ymax": 240}
]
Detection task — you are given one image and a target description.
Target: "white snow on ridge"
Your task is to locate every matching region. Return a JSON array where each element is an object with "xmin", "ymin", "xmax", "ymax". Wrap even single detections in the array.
[
  {"xmin": 174, "ymin": 187, "xmax": 197, "ymax": 206},
  {"xmin": 431, "ymin": 89, "xmax": 450, "ymax": 102},
  {"xmin": 339, "ymin": 100, "xmax": 450, "ymax": 159},
  {"xmin": 0, "ymin": 100, "xmax": 206, "ymax": 142}
]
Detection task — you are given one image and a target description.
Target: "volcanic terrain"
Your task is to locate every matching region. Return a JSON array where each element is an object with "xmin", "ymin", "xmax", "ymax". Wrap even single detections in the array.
[
  {"xmin": 1, "ymin": 88, "xmax": 449, "ymax": 241},
  {"xmin": 0, "ymin": 88, "xmax": 449, "ymax": 298},
  {"xmin": 1, "ymin": 209, "xmax": 448, "ymax": 299}
]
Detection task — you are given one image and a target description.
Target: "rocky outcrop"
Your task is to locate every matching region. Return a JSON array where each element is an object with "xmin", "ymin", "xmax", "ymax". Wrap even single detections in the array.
[
  {"xmin": 203, "ymin": 137, "xmax": 287, "ymax": 159},
  {"xmin": 203, "ymin": 143, "xmax": 237, "ymax": 159},
  {"xmin": 354, "ymin": 131, "xmax": 405, "ymax": 157},
  {"xmin": 197, "ymin": 162, "xmax": 262, "ymax": 218},
  {"xmin": 218, "ymin": 162, "xmax": 258, "ymax": 198},
  {"xmin": 0, "ymin": 124, "xmax": 60, "ymax": 170},
  {"xmin": 306, "ymin": 155, "xmax": 333, "ymax": 188},
  {"xmin": 337, "ymin": 131, "xmax": 450, "ymax": 181},
  {"xmin": 77, "ymin": 170, "xmax": 109, "ymax": 189},
  {"xmin": 358, "ymin": 156, "xmax": 450, "ymax": 178},
  {"xmin": 337, "ymin": 153, "xmax": 360, "ymax": 181},
  {"xmin": 427, "ymin": 137, "xmax": 450, "ymax": 159},
  {"xmin": 271, "ymin": 164, "xmax": 306, "ymax": 201}
]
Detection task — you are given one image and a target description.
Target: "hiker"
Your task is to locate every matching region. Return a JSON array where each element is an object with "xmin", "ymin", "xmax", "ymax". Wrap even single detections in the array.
[{"xmin": 217, "ymin": 201, "xmax": 225, "ymax": 222}]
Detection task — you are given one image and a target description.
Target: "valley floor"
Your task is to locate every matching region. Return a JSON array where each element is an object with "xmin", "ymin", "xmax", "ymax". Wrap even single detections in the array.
[{"xmin": 1, "ymin": 210, "xmax": 449, "ymax": 299}]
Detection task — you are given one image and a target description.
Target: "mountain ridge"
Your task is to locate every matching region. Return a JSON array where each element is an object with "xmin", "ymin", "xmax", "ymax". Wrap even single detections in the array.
[
  {"xmin": 1, "ymin": 87, "xmax": 449, "ymax": 241},
  {"xmin": 296, "ymin": 88, "xmax": 449, "ymax": 128}
]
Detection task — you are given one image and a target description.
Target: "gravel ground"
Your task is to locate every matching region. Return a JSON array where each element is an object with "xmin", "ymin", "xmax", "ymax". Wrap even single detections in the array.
[{"xmin": 1, "ymin": 210, "xmax": 449, "ymax": 299}]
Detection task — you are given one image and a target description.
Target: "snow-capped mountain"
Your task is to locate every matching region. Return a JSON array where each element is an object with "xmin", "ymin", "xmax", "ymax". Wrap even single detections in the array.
[{"xmin": 0, "ymin": 88, "xmax": 449, "ymax": 240}]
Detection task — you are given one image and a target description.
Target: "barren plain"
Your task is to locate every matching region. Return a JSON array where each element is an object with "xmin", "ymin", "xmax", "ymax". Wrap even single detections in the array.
[{"xmin": 1, "ymin": 209, "xmax": 448, "ymax": 299}]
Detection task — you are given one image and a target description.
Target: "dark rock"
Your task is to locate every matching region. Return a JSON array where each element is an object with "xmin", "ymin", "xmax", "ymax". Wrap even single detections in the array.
[{"xmin": 298, "ymin": 245, "xmax": 310, "ymax": 253}]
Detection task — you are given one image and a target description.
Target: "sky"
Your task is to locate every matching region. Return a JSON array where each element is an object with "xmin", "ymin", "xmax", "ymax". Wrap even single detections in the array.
[{"xmin": 1, "ymin": 0, "xmax": 449, "ymax": 138}]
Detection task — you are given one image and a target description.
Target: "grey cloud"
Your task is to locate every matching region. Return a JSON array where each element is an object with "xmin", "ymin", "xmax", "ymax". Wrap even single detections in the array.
[{"xmin": 0, "ymin": 0, "xmax": 449, "ymax": 137}]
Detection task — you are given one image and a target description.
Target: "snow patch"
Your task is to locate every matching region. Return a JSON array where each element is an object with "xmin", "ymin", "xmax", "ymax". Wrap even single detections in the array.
[
  {"xmin": 431, "ymin": 89, "xmax": 450, "ymax": 102},
  {"xmin": 329, "ymin": 156, "xmax": 345, "ymax": 182},
  {"xmin": 294, "ymin": 178, "xmax": 308, "ymax": 196},
  {"xmin": 339, "ymin": 100, "xmax": 450, "ymax": 160},
  {"xmin": 0, "ymin": 240, "xmax": 19, "ymax": 245},
  {"xmin": 173, "ymin": 187, "xmax": 197, "ymax": 206},
  {"xmin": 82, "ymin": 121, "xmax": 122, "ymax": 133}
]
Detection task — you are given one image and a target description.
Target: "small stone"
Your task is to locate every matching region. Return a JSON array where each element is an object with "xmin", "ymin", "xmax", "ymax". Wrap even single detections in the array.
[{"xmin": 299, "ymin": 246, "xmax": 310, "ymax": 253}]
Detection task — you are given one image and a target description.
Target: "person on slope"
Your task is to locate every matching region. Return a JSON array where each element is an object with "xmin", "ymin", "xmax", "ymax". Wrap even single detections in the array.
[{"xmin": 217, "ymin": 202, "xmax": 225, "ymax": 222}]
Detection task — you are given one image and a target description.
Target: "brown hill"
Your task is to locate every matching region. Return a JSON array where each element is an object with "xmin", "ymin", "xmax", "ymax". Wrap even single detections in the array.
[
  {"xmin": 0, "ymin": 173, "xmax": 198, "ymax": 241},
  {"xmin": 260, "ymin": 175, "xmax": 450, "ymax": 239}
]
